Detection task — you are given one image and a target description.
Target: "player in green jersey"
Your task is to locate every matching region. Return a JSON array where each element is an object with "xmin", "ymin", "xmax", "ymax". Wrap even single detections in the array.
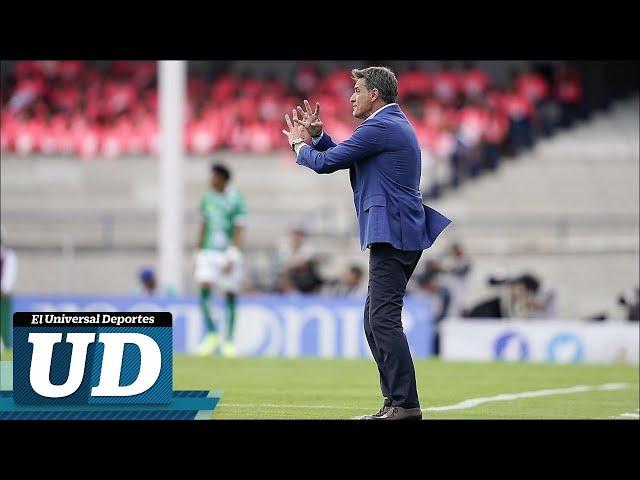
[{"xmin": 194, "ymin": 164, "xmax": 247, "ymax": 357}]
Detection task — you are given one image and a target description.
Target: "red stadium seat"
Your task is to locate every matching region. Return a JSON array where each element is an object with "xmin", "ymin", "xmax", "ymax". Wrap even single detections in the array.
[{"xmin": 1, "ymin": 61, "xmax": 568, "ymax": 158}]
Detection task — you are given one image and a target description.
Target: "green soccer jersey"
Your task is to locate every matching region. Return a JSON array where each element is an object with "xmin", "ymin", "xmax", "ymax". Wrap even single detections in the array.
[{"xmin": 200, "ymin": 188, "xmax": 247, "ymax": 251}]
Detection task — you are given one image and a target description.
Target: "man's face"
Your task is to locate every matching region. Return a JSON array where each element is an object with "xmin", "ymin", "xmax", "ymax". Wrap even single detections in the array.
[
  {"xmin": 350, "ymin": 77, "xmax": 376, "ymax": 119},
  {"xmin": 512, "ymin": 282, "xmax": 527, "ymax": 300},
  {"xmin": 422, "ymin": 280, "xmax": 437, "ymax": 293},
  {"xmin": 291, "ymin": 230, "xmax": 304, "ymax": 247},
  {"xmin": 344, "ymin": 269, "xmax": 360, "ymax": 286},
  {"xmin": 211, "ymin": 172, "xmax": 226, "ymax": 191}
]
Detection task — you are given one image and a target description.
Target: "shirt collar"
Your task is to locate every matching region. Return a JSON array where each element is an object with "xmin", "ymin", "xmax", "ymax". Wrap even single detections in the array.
[{"xmin": 367, "ymin": 102, "xmax": 397, "ymax": 120}]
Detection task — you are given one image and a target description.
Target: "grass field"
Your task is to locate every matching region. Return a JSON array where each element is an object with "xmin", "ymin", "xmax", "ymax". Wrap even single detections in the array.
[
  {"xmin": 2, "ymin": 350, "xmax": 636, "ymax": 419},
  {"xmin": 174, "ymin": 356, "xmax": 639, "ymax": 420}
]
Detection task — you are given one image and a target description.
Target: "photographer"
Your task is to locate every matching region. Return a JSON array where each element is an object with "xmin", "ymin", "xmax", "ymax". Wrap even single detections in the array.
[
  {"xmin": 465, "ymin": 272, "xmax": 556, "ymax": 320},
  {"xmin": 619, "ymin": 288, "xmax": 639, "ymax": 321}
]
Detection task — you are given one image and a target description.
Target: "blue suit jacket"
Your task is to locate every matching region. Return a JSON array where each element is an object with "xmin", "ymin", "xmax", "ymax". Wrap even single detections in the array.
[{"xmin": 297, "ymin": 104, "xmax": 451, "ymax": 251}]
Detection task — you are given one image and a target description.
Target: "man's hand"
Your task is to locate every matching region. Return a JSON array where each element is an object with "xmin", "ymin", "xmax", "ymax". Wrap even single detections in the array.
[
  {"xmin": 294, "ymin": 99, "xmax": 323, "ymax": 138},
  {"xmin": 223, "ymin": 245, "xmax": 242, "ymax": 274},
  {"xmin": 222, "ymin": 261, "xmax": 233, "ymax": 275},
  {"xmin": 282, "ymin": 112, "xmax": 306, "ymax": 149}
]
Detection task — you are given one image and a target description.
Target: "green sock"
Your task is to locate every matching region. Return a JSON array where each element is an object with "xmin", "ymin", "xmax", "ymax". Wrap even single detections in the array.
[
  {"xmin": 0, "ymin": 296, "xmax": 11, "ymax": 349},
  {"xmin": 199, "ymin": 287, "xmax": 217, "ymax": 333},
  {"xmin": 225, "ymin": 294, "xmax": 237, "ymax": 341}
]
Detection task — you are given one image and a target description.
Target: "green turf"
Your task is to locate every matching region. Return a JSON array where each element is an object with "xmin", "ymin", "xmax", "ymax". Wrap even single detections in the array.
[{"xmin": 174, "ymin": 356, "xmax": 639, "ymax": 420}]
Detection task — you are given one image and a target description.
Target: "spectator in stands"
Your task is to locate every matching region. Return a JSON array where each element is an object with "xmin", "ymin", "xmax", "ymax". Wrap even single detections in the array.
[
  {"xmin": 407, "ymin": 258, "xmax": 438, "ymax": 295},
  {"xmin": 437, "ymin": 242, "xmax": 472, "ymax": 318},
  {"xmin": 485, "ymin": 273, "xmax": 532, "ymax": 319},
  {"xmin": 482, "ymin": 101, "xmax": 509, "ymax": 171},
  {"xmin": 503, "ymin": 78, "xmax": 535, "ymax": 155},
  {"xmin": 453, "ymin": 97, "xmax": 485, "ymax": 180},
  {"xmin": 516, "ymin": 65, "xmax": 554, "ymax": 138},
  {"xmin": 326, "ymin": 264, "xmax": 367, "ymax": 297},
  {"xmin": 416, "ymin": 269, "xmax": 451, "ymax": 356},
  {"xmin": 132, "ymin": 266, "xmax": 177, "ymax": 297},
  {"xmin": 293, "ymin": 63, "xmax": 320, "ymax": 97},
  {"xmin": 396, "ymin": 63, "xmax": 432, "ymax": 104},
  {"xmin": 518, "ymin": 273, "xmax": 557, "ymax": 319},
  {"xmin": 464, "ymin": 273, "xmax": 549, "ymax": 319},
  {"xmin": 618, "ymin": 288, "xmax": 639, "ymax": 321},
  {"xmin": 459, "ymin": 62, "xmax": 490, "ymax": 101},
  {"xmin": 2, "ymin": 60, "xmax": 621, "ymax": 199},
  {"xmin": 275, "ymin": 227, "xmax": 324, "ymax": 294},
  {"xmin": 555, "ymin": 64, "xmax": 584, "ymax": 128},
  {"xmin": 418, "ymin": 269, "xmax": 452, "ymax": 324},
  {"xmin": 137, "ymin": 267, "xmax": 157, "ymax": 296},
  {"xmin": 465, "ymin": 275, "xmax": 519, "ymax": 318},
  {"xmin": 0, "ymin": 227, "xmax": 18, "ymax": 355},
  {"xmin": 463, "ymin": 294, "xmax": 503, "ymax": 318},
  {"xmin": 432, "ymin": 61, "xmax": 459, "ymax": 106}
]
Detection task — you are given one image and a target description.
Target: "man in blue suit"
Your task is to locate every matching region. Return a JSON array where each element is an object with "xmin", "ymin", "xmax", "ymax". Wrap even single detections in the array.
[{"xmin": 282, "ymin": 66, "xmax": 451, "ymax": 420}]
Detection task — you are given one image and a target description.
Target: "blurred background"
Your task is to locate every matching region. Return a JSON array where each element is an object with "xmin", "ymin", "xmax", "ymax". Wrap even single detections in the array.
[{"xmin": 1, "ymin": 60, "xmax": 638, "ymax": 363}]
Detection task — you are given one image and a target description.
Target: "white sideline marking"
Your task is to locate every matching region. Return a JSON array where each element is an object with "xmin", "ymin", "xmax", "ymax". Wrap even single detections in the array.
[
  {"xmin": 610, "ymin": 408, "xmax": 639, "ymax": 419},
  {"xmin": 423, "ymin": 383, "xmax": 630, "ymax": 412},
  {"xmin": 608, "ymin": 407, "xmax": 639, "ymax": 419},
  {"xmin": 219, "ymin": 383, "xmax": 631, "ymax": 413}
]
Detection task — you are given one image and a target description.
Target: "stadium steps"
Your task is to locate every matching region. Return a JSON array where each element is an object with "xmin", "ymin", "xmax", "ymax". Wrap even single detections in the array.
[{"xmin": 424, "ymin": 97, "xmax": 639, "ymax": 319}]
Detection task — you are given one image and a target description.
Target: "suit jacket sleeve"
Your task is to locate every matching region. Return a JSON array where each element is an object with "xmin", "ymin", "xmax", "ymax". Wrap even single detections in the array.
[
  {"xmin": 296, "ymin": 121, "xmax": 386, "ymax": 174},
  {"xmin": 314, "ymin": 132, "xmax": 336, "ymax": 151}
]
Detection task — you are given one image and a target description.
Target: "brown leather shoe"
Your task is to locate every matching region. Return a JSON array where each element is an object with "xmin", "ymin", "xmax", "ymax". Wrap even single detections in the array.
[
  {"xmin": 375, "ymin": 406, "xmax": 422, "ymax": 420},
  {"xmin": 353, "ymin": 405, "xmax": 391, "ymax": 420}
]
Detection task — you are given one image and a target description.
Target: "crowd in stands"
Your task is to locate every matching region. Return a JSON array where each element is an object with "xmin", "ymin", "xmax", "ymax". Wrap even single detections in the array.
[
  {"xmin": 2, "ymin": 61, "xmax": 158, "ymax": 159},
  {"xmin": 2, "ymin": 61, "xmax": 589, "ymax": 196},
  {"xmin": 265, "ymin": 230, "xmax": 633, "ymax": 325},
  {"xmin": 264, "ymin": 229, "xmax": 640, "ymax": 340}
]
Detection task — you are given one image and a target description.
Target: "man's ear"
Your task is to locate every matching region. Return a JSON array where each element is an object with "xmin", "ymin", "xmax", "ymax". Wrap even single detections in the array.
[{"xmin": 371, "ymin": 88, "xmax": 379, "ymax": 102}]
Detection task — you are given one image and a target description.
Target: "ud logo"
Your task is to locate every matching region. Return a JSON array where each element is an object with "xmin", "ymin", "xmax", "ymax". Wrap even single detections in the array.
[{"xmin": 13, "ymin": 312, "xmax": 172, "ymax": 405}]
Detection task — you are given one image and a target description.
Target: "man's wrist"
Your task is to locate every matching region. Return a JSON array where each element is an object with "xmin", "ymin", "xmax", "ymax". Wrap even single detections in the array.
[
  {"xmin": 291, "ymin": 138, "xmax": 305, "ymax": 152},
  {"xmin": 294, "ymin": 141, "xmax": 308, "ymax": 156}
]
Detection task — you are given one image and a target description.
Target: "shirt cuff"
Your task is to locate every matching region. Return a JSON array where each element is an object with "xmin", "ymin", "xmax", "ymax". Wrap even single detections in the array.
[
  {"xmin": 294, "ymin": 142, "xmax": 309, "ymax": 156},
  {"xmin": 311, "ymin": 131, "xmax": 324, "ymax": 145}
]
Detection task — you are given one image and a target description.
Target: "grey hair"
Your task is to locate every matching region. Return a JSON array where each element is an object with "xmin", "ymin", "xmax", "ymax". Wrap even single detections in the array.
[{"xmin": 351, "ymin": 66, "xmax": 398, "ymax": 104}]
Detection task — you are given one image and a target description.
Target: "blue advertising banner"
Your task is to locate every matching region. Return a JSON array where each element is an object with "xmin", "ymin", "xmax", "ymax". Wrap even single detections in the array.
[{"xmin": 12, "ymin": 294, "xmax": 434, "ymax": 358}]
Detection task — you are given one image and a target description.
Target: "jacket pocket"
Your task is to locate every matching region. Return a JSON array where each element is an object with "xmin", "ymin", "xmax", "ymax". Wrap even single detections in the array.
[
  {"xmin": 363, "ymin": 194, "xmax": 391, "ymax": 241},
  {"xmin": 363, "ymin": 194, "xmax": 387, "ymax": 210}
]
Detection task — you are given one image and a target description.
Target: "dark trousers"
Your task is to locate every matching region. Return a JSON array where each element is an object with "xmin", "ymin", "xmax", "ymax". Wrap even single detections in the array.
[{"xmin": 364, "ymin": 243, "xmax": 423, "ymax": 409}]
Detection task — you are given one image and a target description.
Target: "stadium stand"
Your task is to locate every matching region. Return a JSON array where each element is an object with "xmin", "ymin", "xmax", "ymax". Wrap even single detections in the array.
[
  {"xmin": 1, "ymin": 61, "xmax": 638, "ymax": 320},
  {"xmin": 0, "ymin": 60, "xmax": 585, "ymax": 199}
]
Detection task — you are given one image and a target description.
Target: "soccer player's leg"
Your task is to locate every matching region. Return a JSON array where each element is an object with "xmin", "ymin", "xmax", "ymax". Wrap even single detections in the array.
[
  {"xmin": 0, "ymin": 295, "xmax": 12, "ymax": 357},
  {"xmin": 220, "ymin": 254, "xmax": 243, "ymax": 358},
  {"xmin": 194, "ymin": 250, "xmax": 220, "ymax": 355},
  {"xmin": 222, "ymin": 292, "xmax": 237, "ymax": 357}
]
